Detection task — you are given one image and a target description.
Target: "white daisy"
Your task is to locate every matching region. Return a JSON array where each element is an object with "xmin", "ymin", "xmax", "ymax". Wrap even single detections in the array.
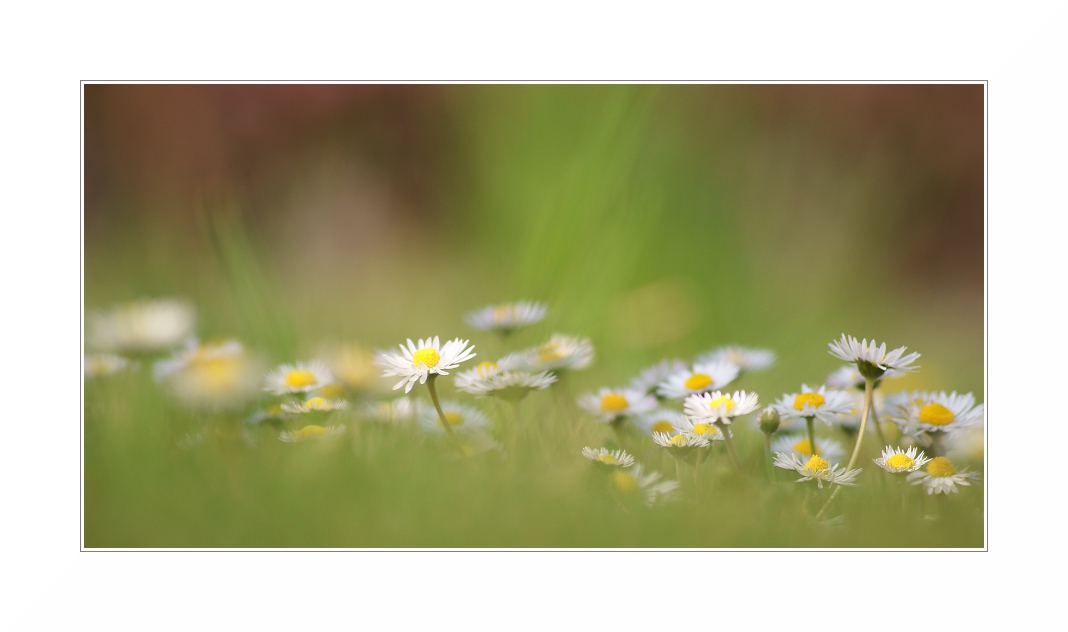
[
  {"xmin": 375, "ymin": 336, "xmax": 477, "ymax": 393},
  {"xmin": 651, "ymin": 431, "xmax": 713, "ymax": 454},
  {"xmin": 771, "ymin": 384, "xmax": 854, "ymax": 426},
  {"xmin": 671, "ymin": 415, "xmax": 729, "ymax": 441},
  {"xmin": 771, "ymin": 433, "xmax": 845, "ymax": 461},
  {"xmin": 465, "ymin": 300, "xmax": 548, "ymax": 333},
  {"xmin": 828, "ymin": 334, "xmax": 920, "ymax": 380},
  {"xmin": 629, "ymin": 359, "xmax": 688, "ymax": 395},
  {"xmin": 577, "ymin": 387, "xmax": 657, "ymax": 423},
  {"xmin": 154, "ymin": 338, "xmax": 263, "ymax": 409},
  {"xmin": 316, "ymin": 342, "xmax": 382, "ymax": 392},
  {"xmin": 279, "ymin": 424, "xmax": 347, "ymax": 443},
  {"xmin": 361, "ymin": 397, "xmax": 420, "ymax": 424},
  {"xmin": 695, "ymin": 345, "xmax": 776, "ymax": 373},
  {"xmin": 632, "ymin": 409, "xmax": 687, "ymax": 435},
  {"xmin": 901, "ymin": 391, "xmax": 985, "ymax": 435},
  {"xmin": 772, "ymin": 452, "xmax": 862, "ymax": 488},
  {"xmin": 451, "ymin": 432, "xmax": 506, "ymax": 460},
  {"xmin": 907, "ymin": 456, "xmax": 978, "ymax": 494},
  {"xmin": 87, "ymin": 297, "xmax": 195, "ymax": 353},
  {"xmin": 263, "ymin": 360, "xmax": 335, "ymax": 395},
  {"xmin": 826, "ymin": 364, "xmax": 905, "ymax": 391},
  {"xmin": 581, "ymin": 447, "xmax": 636, "ymax": 468},
  {"xmin": 454, "ymin": 357, "xmax": 556, "ymax": 400},
  {"xmin": 608, "ymin": 464, "xmax": 680, "ymax": 507},
  {"xmin": 682, "ymin": 390, "xmax": 760, "ymax": 426},
  {"xmin": 656, "ymin": 361, "xmax": 740, "ymax": 400},
  {"xmin": 522, "ymin": 334, "xmax": 594, "ymax": 372},
  {"xmin": 873, "ymin": 445, "xmax": 931, "ymax": 474},
  {"xmin": 416, "ymin": 400, "xmax": 491, "ymax": 434},
  {"xmin": 84, "ymin": 353, "xmax": 132, "ymax": 378},
  {"xmin": 280, "ymin": 396, "xmax": 350, "ymax": 414}
]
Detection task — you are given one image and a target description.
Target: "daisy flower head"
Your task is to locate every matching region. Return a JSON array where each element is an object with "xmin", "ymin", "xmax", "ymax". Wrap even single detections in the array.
[
  {"xmin": 772, "ymin": 384, "xmax": 854, "ymax": 426},
  {"xmin": 361, "ymin": 396, "xmax": 420, "ymax": 424},
  {"xmin": 656, "ymin": 361, "xmax": 740, "ymax": 400},
  {"xmin": 279, "ymin": 424, "xmax": 346, "ymax": 443},
  {"xmin": 629, "ymin": 358, "xmax": 688, "ymax": 396},
  {"xmin": 771, "ymin": 433, "xmax": 845, "ymax": 462},
  {"xmin": 608, "ymin": 464, "xmax": 680, "ymax": 507},
  {"xmin": 416, "ymin": 400, "xmax": 491, "ymax": 434},
  {"xmin": 828, "ymin": 334, "xmax": 920, "ymax": 381},
  {"xmin": 154, "ymin": 338, "xmax": 263, "ymax": 409},
  {"xmin": 773, "ymin": 452, "xmax": 862, "ymax": 488},
  {"xmin": 316, "ymin": 342, "xmax": 382, "ymax": 392},
  {"xmin": 84, "ymin": 353, "xmax": 132, "ymax": 378},
  {"xmin": 695, "ymin": 345, "xmax": 776, "ymax": 373},
  {"xmin": 524, "ymin": 334, "xmax": 594, "ymax": 372},
  {"xmin": 873, "ymin": 445, "xmax": 931, "ymax": 474},
  {"xmin": 672, "ymin": 414, "xmax": 729, "ymax": 441},
  {"xmin": 88, "ymin": 297, "xmax": 196, "ymax": 354},
  {"xmin": 264, "ymin": 360, "xmax": 335, "ymax": 395},
  {"xmin": 902, "ymin": 391, "xmax": 985, "ymax": 435},
  {"xmin": 375, "ymin": 336, "xmax": 476, "ymax": 393},
  {"xmin": 632, "ymin": 409, "xmax": 688, "ymax": 435},
  {"xmin": 280, "ymin": 396, "xmax": 350, "ymax": 414},
  {"xmin": 465, "ymin": 300, "xmax": 548, "ymax": 334},
  {"xmin": 682, "ymin": 390, "xmax": 760, "ymax": 426},
  {"xmin": 451, "ymin": 432, "xmax": 506, "ymax": 461},
  {"xmin": 826, "ymin": 364, "xmax": 904, "ymax": 391},
  {"xmin": 651, "ymin": 431, "xmax": 713, "ymax": 458},
  {"xmin": 907, "ymin": 456, "xmax": 978, "ymax": 494},
  {"xmin": 582, "ymin": 447, "xmax": 636, "ymax": 468},
  {"xmin": 577, "ymin": 387, "xmax": 657, "ymax": 423},
  {"xmin": 454, "ymin": 355, "xmax": 556, "ymax": 401}
]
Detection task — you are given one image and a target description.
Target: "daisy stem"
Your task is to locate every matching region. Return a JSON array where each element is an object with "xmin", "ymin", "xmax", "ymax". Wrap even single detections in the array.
[
  {"xmin": 806, "ymin": 417, "xmax": 817, "ymax": 459},
  {"xmin": 694, "ymin": 447, "xmax": 702, "ymax": 497},
  {"xmin": 763, "ymin": 433, "xmax": 773, "ymax": 479},
  {"xmin": 870, "ymin": 393, "xmax": 887, "ymax": 445},
  {"xmin": 425, "ymin": 375, "xmax": 461, "ymax": 450},
  {"xmin": 675, "ymin": 457, "xmax": 683, "ymax": 488},
  {"xmin": 814, "ymin": 378, "xmax": 874, "ymax": 521},
  {"xmin": 717, "ymin": 422, "xmax": 743, "ymax": 473}
]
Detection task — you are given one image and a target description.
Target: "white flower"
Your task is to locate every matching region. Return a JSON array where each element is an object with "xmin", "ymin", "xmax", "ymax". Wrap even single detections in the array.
[
  {"xmin": 828, "ymin": 334, "xmax": 920, "ymax": 378},
  {"xmin": 280, "ymin": 396, "xmax": 350, "ymax": 414},
  {"xmin": 581, "ymin": 447, "xmax": 636, "ymax": 468},
  {"xmin": 682, "ymin": 390, "xmax": 760, "ymax": 426},
  {"xmin": 577, "ymin": 387, "xmax": 657, "ymax": 423},
  {"xmin": 454, "ymin": 357, "xmax": 556, "ymax": 400},
  {"xmin": 522, "ymin": 334, "xmax": 594, "ymax": 372},
  {"xmin": 88, "ymin": 298, "xmax": 195, "ymax": 353},
  {"xmin": 375, "ymin": 336, "xmax": 477, "ymax": 393},
  {"xmin": 900, "ymin": 391, "xmax": 985, "ymax": 435},
  {"xmin": 671, "ymin": 415, "xmax": 729, "ymax": 441},
  {"xmin": 629, "ymin": 359, "xmax": 688, "ymax": 395},
  {"xmin": 416, "ymin": 400, "xmax": 491, "ymax": 434},
  {"xmin": 465, "ymin": 301, "xmax": 548, "ymax": 333},
  {"xmin": 263, "ymin": 360, "xmax": 335, "ymax": 395},
  {"xmin": 695, "ymin": 346, "xmax": 775, "ymax": 372},
  {"xmin": 771, "ymin": 433, "xmax": 845, "ymax": 461},
  {"xmin": 656, "ymin": 361, "xmax": 740, "ymax": 399},
  {"xmin": 608, "ymin": 464, "xmax": 679, "ymax": 507},
  {"xmin": 907, "ymin": 456, "xmax": 978, "ymax": 494},
  {"xmin": 154, "ymin": 338, "xmax": 263, "ymax": 409},
  {"xmin": 316, "ymin": 342, "xmax": 382, "ymax": 391},
  {"xmin": 84, "ymin": 353, "xmax": 132, "ymax": 378},
  {"xmin": 873, "ymin": 445, "xmax": 931, "ymax": 474},
  {"xmin": 361, "ymin": 397, "xmax": 420, "ymax": 424},
  {"xmin": 773, "ymin": 452, "xmax": 862, "ymax": 488},
  {"xmin": 279, "ymin": 424, "xmax": 347, "ymax": 443},
  {"xmin": 651, "ymin": 431, "xmax": 713, "ymax": 452},
  {"xmin": 450, "ymin": 432, "xmax": 506, "ymax": 460},
  {"xmin": 771, "ymin": 384, "xmax": 853, "ymax": 426},
  {"xmin": 632, "ymin": 409, "xmax": 687, "ymax": 435}
]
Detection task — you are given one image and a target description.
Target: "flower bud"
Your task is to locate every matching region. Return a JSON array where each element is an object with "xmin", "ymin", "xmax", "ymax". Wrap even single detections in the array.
[{"xmin": 758, "ymin": 407, "xmax": 780, "ymax": 434}]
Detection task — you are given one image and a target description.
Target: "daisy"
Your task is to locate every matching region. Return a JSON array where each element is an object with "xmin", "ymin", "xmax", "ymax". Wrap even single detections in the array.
[
  {"xmin": 465, "ymin": 300, "xmax": 548, "ymax": 334},
  {"xmin": 651, "ymin": 431, "xmax": 713, "ymax": 455},
  {"xmin": 771, "ymin": 385, "xmax": 853, "ymax": 426},
  {"xmin": 264, "ymin": 360, "xmax": 335, "ymax": 395},
  {"xmin": 361, "ymin": 397, "xmax": 419, "ymax": 424},
  {"xmin": 416, "ymin": 400, "xmax": 491, "ymax": 434},
  {"xmin": 454, "ymin": 356, "xmax": 556, "ymax": 401},
  {"xmin": 581, "ymin": 447, "xmax": 636, "ymax": 468},
  {"xmin": 682, "ymin": 390, "xmax": 760, "ymax": 426},
  {"xmin": 577, "ymin": 387, "xmax": 657, "ymax": 423},
  {"xmin": 451, "ymin": 432, "xmax": 506, "ymax": 460},
  {"xmin": 772, "ymin": 452, "xmax": 862, "ymax": 488},
  {"xmin": 828, "ymin": 334, "xmax": 920, "ymax": 380},
  {"xmin": 608, "ymin": 464, "xmax": 680, "ymax": 507},
  {"xmin": 672, "ymin": 415, "xmax": 729, "ymax": 441},
  {"xmin": 771, "ymin": 433, "xmax": 845, "ymax": 461},
  {"xmin": 873, "ymin": 445, "xmax": 931, "ymax": 474},
  {"xmin": 632, "ymin": 409, "xmax": 687, "ymax": 435},
  {"xmin": 656, "ymin": 361, "xmax": 740, "ymax": 400},
  {"xmin": 84, "ymin": 353, "xmax": 132, "ymax": 378},
  {"xmin": 87, "ymin": 297, "xmax": 195, "ymax": 353},
  {"xmin": 695, "ymin": 345, "xmax": 776, "ymax": 373},
  {"xmin": 826, "ymin": 364, "xmax": 903, "ymax": 391},
  {"xmin": 154, "ymin": 338, "xmax": 263, "ymax": 409},
  {"xmin": 279, "ymin": 424, "xmax": 347, "ymax": 443},
  {"xmin": 629, "ymin": 359, "xmax": 688, "ymax": 396},
  {"xmin": 901, "ymin": 391, "xmax": 985, "ymax": 435},
  {"xmin": 375, "ymin": 336, "xmax": 477, "ymax": 394},
  {"xmin": 907, "ymin": 456, "xmax": 978, "ymax": 494},
  {"xmin": 280, "ymin": 396, "xmax": 350, "ymax": 414},
  {"xmin": 523, "ymin": 334, "xmax": 594, "ymax": 372},
  {"xmin": 316, "ymin": 342, "xmax": 382, "ymax": 392}
]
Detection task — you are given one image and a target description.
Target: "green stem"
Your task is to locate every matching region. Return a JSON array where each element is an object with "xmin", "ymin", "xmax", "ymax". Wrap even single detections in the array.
[
  {"xmin": 815, "ymin": 378, "xmax": 874, "ymax": 520},
  {"xmin": 763, "ymin": 433, "xmax": 773, "ymax": 479},
  {"xmin": 425, "ymin": 375, "xmax": 461, "ymax": 451},
  {"xmin": 806, "ymin": 417, "xmax": 817, "ymax": 458},
  {"xmin": 694, "ymin": 447, "xmax": 702, "ymax": 497},
  {"xmin": 870, "ymin": 393, "xmax": 887, "ymax": 445},
  {"xmin": 717, "ymin": 422, "xmax": 743, "ymax": 473}
]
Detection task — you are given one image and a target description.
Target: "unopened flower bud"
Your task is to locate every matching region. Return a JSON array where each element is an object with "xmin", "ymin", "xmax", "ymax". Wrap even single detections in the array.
[{"xmin": 758, "ymin": 408, "xmax": 780, "ymax": 434}]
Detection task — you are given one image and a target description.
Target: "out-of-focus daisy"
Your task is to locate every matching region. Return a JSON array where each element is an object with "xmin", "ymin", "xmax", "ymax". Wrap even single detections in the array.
[
  {"xmin": 771, "ymin": 385, "xmax": 853, "ymax": 426},
  {"xmin": 465, "ymin": 300, "xmax": 548, "ymax": 334},
  {"xmin": 632, "ymin": 409, "xmax": 687, "ymax": 435},
  {"xmin": 945, "ymin": 427, "xmax": 984, "ymax": 464},
  {"xmin": 317, "ymin": 343, "xmax": 382, "ymax": 392},
  {"xmin": 416, "ymin": 400, "xmax": 491, "ymax": 434},
  {"xmin": 263, "ymin": 360, "xmax": 335, "ymax": 396},
  {"xmin": 581, "ymin": 447, "xmax": 636, "ymax": 468},
  {"xmin": 771, "ymin": 433, "xmax": 845, "ymax": 461},
  {"xmin": 280, "ymin": 396, "xmax": 350, "ymax": 414},
  {"xmin": 656, "ymin": 361, "xmax": 740, "ymax": 400},
  {"xmin": 279, "ymin": 424, "xmax": 346, "ymax": 443},
  {"xmin": 375, "ymin": 336, "xmax": 476, "ymax": 394},
  {"xmin": 84, "ymin": 353, "xmax": 132, "ymax": 378},
  {"xmin": 826, "ymin": 364, "xmax": 904, "ymax": 391},
  {"xmin": 773, "ymin": 452, "xmax": 861, "ymax": 488},
  {"xmin": 651, "ymin": 431, "xmax": 713, "ymax": 457},
  {"xmin": 695, "ymin": 345, "xmax": 776, "ymax": 373},
  {"xmin": 246, "ymin": 404, "xmax": 291, "ymax": 426},
  {"xmin": 907, "ymin": 456, "xmax": 978, "ymax": 494},
  {"xmin": 88, "ymin": 298, "xmax": 195, "ymax": 353},
  {"xmin": 828, "ymin": 334, "xmax": 920, "ymax": 380},
  {"xmin": 873, "ymin": 445, "xmax": 931, "ymax": 474},
  {"xmin": 454, "ymin": 356, "xmax": 556, "ymax": 401},
  {"xmin": 523, "ymin": 334, "xmax": 594, "ymax": 372},
  {"xmin": 154, "ymin": 338, "xmax": 263, "ymax": 409},
  {"xmin": 361, "ymin": 397, "xmax": 419, "ymax": 424},
  {"xmin": 577, "ymin": 387, "xmax": 656, "ymax": 423},
  {"xmin": 672, "ymin": 415, "xmax": 728, "ymax": 441},
  {"xmin": 901, "ymin": 391, "xmax": 985, "ymax": 435},
  {"xmin": 682, "ymin": 390, "xmax": 760, "ymax": 426},
  {"xmin": 451, "ymin": 432, "xmax": 505, "ymax": 460},
  {"xmin": 608, "ymin": 464, "xmax": 679, "ymax": 507},
  {"xmin": 629, "ymin": 359, "xmax": 688, "ymax": 396}
]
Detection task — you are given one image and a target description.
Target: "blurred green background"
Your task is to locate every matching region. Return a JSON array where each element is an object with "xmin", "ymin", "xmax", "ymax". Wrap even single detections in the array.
[{"xmin": 83, "ymin": 84, "xmax": 984, "ymax": 547}]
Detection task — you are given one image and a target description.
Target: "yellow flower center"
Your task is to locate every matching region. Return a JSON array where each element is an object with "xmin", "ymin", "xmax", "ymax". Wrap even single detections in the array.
[
  {"xmin": 612, "ymin": 471, "xmax": 639, "ymax": 493},
  {"xmin": 707, "ymin": 396, "xmax": 735, "ymax": 412},
  {"xmin": 493, "ymin": 305, "xmax": 513, "ymax": 322},
  {"xmin": 293, "ymin": 425, "xmax": 328, "ymax": 440},
  {"xmin": 670, "ymin": 434, "xmax": 688, "ymax": 446},
  {"xmin": 600, "ymin": 393, "xmax": 629, "ymax": 413},
  {"xmin": 316, "ymin": 383, "xmax": 345, "ymax": 398},
  {"xmin": 190, "ymin": 357, "xmax": 241, "ymax": 392},
  {"xmin": 684, "ymin": 373, "xmax": 713, "ymax": 390},
  {"xmin": 793, "ymin": 392, "xmax": 826, "ymax": 410},
  {"xmin": 475, "ymin": 361, "xmax": 498, "ymax": 377},
  {"xmin": 539, "ymin": 343, "xmax": 564, "ymax": 363},
  {"xmin": 285, "ymin": 369, "xmax": 317, "ymax": 388},
  {"xmin": 804, "ymin": 455, "xmax": 829, "ymax": 473},
  {"xmin": 412, "ymin": 348, "xmax": 441, "ymax": 369},
  {"xmin": 919, "ymin": 403, "xmax": 955, "ymax": 426},
  {"xmin": 792, "ymin": 439, "xmax": 816, "ymax": 455},
  {"xmin": 597, "ymin": 453, "xmax": 616, "ymax": 464},
  {"xmin": 443, "ymin": 411, "xmax": 464, "ymax": 426},
  {"xmin": 692, "ymin": 423, "xmax": 718, "ymax": 436},
  {"xmin": 926, "ymin": 456, "xmax": 957, "ymax": 477},
  {"xmin": 651, "ymin": 420, "xmax": 675, "ymax": 433},
  {"xmin": 304, "ymin": 396, "xmax": 326, "ymax": 409},
  {"xmin": 886, "ymin": 453, "xmax": 915, "ymax": 469}
]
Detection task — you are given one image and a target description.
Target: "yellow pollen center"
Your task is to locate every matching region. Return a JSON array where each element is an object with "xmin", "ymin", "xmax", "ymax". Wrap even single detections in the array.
[
  {"xmin": 597, "ymin": 454, "xmax": 616, "ymax": 464},
  {"xmin": 316, "ymin": 384, "xmax": 344, "ymax": 398},
  {"xmin": 493, "ymin": 306, "xmax": 513, "ymax": 322},
  {"xmin": 804, "ymin": 455, "xmax": 829, "ymax": 473},
  {"xmin": 612, "ymin": 471, "xmax": 639, "ymax": 493},
  {"xmin": 476, "ymin": 361, "xmax": 498, "ymax": 376},
  {"xmin": 792, "ymin": 439, "xmax": 816, "ymax": 455},
  {"xmin": 670, "ymin": 434, "xmax": 688, "ymax": 446},
  {"xmin": 707, "ymin": 396, "xmax": 735, "ymax": 412},
  {"xmin": 539, "ymin": 343, "xmax": 564, "ymax": 363},
  {"xmin": 919, "ymin": 403, "xmax": 955, "ymax": 426},
  {"xmin": 793, "ymin": 393, "xmax": 826, "ymax": 410},
  {"xmin": 412, "ymin": 348, "xmax": 441, "ymax": 369},
  {"xmin": 692, "ymin": 423, "xmax": 717, "ymax": 436},
  {"xmin": 294, "ymin": 425, "xmax": 327, "ymax": 440},
  {"xmin": 926, "ymin": 456, "xmax": 957, "ymax": 477},
  {"xmin": 285, "ymin": 369, "xmax": 317, "ymax": 388},
  {"xmin": 651, "ymin": 420, "xmax": 675, "ymax": 433},
  {"xmin": 601, "ymin": 393, "xmax": 629, "ymax": 413},
  {"xmin": 443, "ymin": 411, "xmax": 464, "ymax": 426},
  {"xmin": 684, "ymin": 373, "xmax": 713, "ymax": 390},
  {"xmin": 304, "ymin": 396, "xmax": 326, "ymax": 409},
  {"xmin": 886, "ymin": 453, "xmax": 915, "ymax": 469}
]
